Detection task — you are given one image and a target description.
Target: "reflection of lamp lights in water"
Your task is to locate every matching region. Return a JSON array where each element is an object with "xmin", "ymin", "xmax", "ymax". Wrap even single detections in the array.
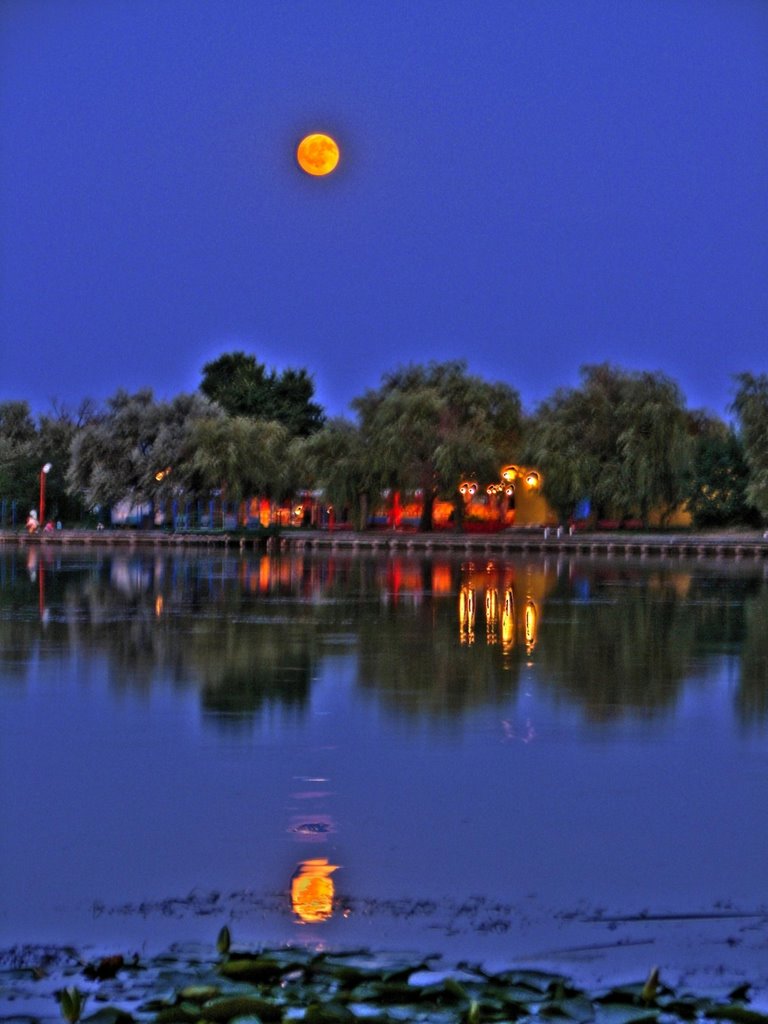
[
  {"xmin": 459, "ymin": 584, "xmax": 476, "ymax": 643},
  {"xmin": 485, "ymin": 587, "xmax": 498, "ymax": 642},
  {"xmin": 291, "ymin": 859, "xmax": 338, "ymax": 923},
  {"xmin": 501, "ymin": 588, "xmax": 515, "ymax": 650},
  {"xmin": 524, "ymin": 599, "xmax": 538, "ymax": 652}
]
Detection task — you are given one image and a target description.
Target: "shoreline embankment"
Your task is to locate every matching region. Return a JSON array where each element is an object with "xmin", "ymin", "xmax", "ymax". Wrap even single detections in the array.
[{"xmin": 3, "ymin": 527, "xmax": 768, "ymax": 562}]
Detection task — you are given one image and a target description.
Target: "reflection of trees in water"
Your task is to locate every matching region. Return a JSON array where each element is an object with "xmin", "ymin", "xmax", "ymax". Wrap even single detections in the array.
[
  {"xmin": 537, "ymin": 568, "xmax": 766, "ymax": 722},
  {"xmin": 0, "ymin": 551, "xmax": 321, "ymax": 717},
  {"xmin": 355, "ymin": 599, "xmax": 524, "ymax": 718},
  {"xmin": 538, "ymin": 581, "xmax": 694, "ymax": 720},
  {"xmin": 196, "ymin": 621, "xmax": 314, "ymax": 719},
  {"xmin": 738, "ymin": 586, "xmax": 768, "ymax": 724},
  {"xmin": 53, "ymin": 563, "xmax": 185, "ymax": 693},
  {"xmin": 3, "ymin": 550, "xmax": 768, "ymax": 727}
]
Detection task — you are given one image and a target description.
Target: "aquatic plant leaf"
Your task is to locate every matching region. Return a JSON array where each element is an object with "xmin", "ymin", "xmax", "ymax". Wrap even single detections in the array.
[
  {"xmin": 318, "ymin": 951, "xmax": 434, "ymax": 983},
  {"xmin": 486, "ymin": 969, "xmax": 568, "ymax": 994},
  {"xmin": 705, "ymin": 1006, "xmax": 768, "ymax": 1024},
  {"xmin": 594, "ymin": 1003, "xmax": 659, "ymax": 1024},
  {"xmin": 60, "ymin": 986, "xmax": 87, "ymax": 1024},
  {"xmin": 82, "ymin": 955, "xmax": 126, "ymax": 981},
  {"xmin": 153, "ymin": 1004, "xmax": 200, "ymax": 1023},
  {"xmin": 597, "ymin": 979, "xmax": 671, "ymax": 1005},
  {"xmin": 542, "ymin": 995, "xmax": 596, "ymax": 1022},
  {"xmin": 640, "ymin": 967, "xmax": 660, "ymax": 1005},
  {"xmin": 657, "ymin": 997, "xmax": 710, "ymax": 1020},
  {"xmin": 178, "ymin": 984, "xmax": 221, "ymax": 1002},
  {"xmin": 408, "ymin": 969, "xmax": 484, "ymax": 989},
  {"xmin": 81, "ymin": 1010, "xmax": 136, "ymax": 1024},
  {"xmin": 218, "ymin": 958, "xmax": 288, "ymax": 984},
  {"xmin": 201, "ymin": 994, "xmax": 283, "ymax": 1022},
  {"xmin": 350, "ymin": 980, "xmax": 430, "ymax": 1005},
  {"xmin": 498, "ymin": 985, "xmax": 547, "ymax": 1008},
  {"xmin": 728, "ymin": 984, "xmax": 752, "ymax": 1003},
  {"xmin": 216, "ymin": 926, "xmax": 232, "ymax": 957},
  {"xmin": 304, "ymin": 1001, "xmax": 357, "ymax": 1023}
]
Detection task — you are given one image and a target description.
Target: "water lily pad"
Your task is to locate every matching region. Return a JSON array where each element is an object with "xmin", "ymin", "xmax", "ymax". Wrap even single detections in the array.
[
  {"xmin": 218, "ymin": 958, "xmax": 289, "ymax": 984},
  {"xmin": 705, "ymin": 1006, "xmax": 768, "ymax": 1024},
  {"xmin": 201, "ymin": 994, "xmax": 283, "ymax": 1022},
  {"xmin": 407, "ymin": 969, "xmax": 484, "ymax": 988},
  {"xmin": 304, "ymin": 1001, "xmax": 357, "ymax": 1023},
  {"xmin": 594, "ymin": 1003, "xmax": 659, "ymax": 1024},
  {"xmin": 178, "ymin": 984, "xmax": 221, "ymax": 1002},
  {"xmin": 81, "ymin": 1010, "xmax": 135, "ymax": 1024},
  {"xmin": 485, "ymin": 968, "xmax": 569, "ymax": 994},
  {"xmin": 541, "ymin": 994, "xmax": 596, "ymax": 1022}
]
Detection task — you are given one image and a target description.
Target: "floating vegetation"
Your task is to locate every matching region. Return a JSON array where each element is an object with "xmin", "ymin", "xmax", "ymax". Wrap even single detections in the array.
[{"xmin": 2, "ymin": 931, "xmax": 767, "ymax": 1024}]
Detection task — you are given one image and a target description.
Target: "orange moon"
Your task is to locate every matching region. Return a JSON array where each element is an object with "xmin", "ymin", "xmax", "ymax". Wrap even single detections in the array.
[{"xmin": 296, "ymin": 133, "xmax": 340, "ymax": 176}]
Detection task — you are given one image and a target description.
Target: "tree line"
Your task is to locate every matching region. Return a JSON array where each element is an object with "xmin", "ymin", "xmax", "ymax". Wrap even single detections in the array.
[{"xmin": 1, "ymin": 352, "xmax": 767, "ymax": 529}]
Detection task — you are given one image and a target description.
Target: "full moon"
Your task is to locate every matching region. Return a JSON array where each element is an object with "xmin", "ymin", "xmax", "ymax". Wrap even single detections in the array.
[{"xmin": 296, "ymin": 133, "xmax": 340, "ymax": 176}]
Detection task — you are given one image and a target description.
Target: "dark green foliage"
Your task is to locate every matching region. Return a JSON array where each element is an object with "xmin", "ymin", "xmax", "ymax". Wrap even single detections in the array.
[
  {"xmin": 731, "ymin": 373, "xmax": 768, "ymax": 523},
  {"xmin": 0, "ymin": 400, "xmax": 93, "ymax": 524},
  {"xmin": 67, "ymin": 389, "xmax": 216, "ymax": 510},
  {"xmin": 352, "ymin": 360, "xmax": 523, "ymax": 530},
  {"xmin": 525, "ymin": 364, "xmax": 692, "ymax": 525},
  {"xmin": 200, "ymin": 352, "xmax": 325, "ymax": 436},
  {"xmin": 686, "ymin": 414, "xmax": 758, "ymax": 528},
  {"xmin": 0, "ymin": 400, "xmax": 38, "ymax": 507}
]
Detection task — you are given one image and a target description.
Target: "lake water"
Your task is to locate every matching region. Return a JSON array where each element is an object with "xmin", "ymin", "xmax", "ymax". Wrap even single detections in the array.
[{"xmin": 1, "ymin": 545, "xmax": 767, "ymax": 991}]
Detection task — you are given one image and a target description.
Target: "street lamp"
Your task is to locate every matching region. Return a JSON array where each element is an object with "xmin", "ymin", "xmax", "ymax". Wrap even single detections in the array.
[{"xmin": 39, "ymin": 463, "xmax": 52, "ymax": 525}]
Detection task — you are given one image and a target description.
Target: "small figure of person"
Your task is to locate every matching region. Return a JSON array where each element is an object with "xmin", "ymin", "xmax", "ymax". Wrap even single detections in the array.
[
  {"xmin": 43, "ymin": 520, "xmax": 54, "ymax": 533},
  {"xmin": 26, "ymin": 510, "xmax": 39, "ymax": 534}
]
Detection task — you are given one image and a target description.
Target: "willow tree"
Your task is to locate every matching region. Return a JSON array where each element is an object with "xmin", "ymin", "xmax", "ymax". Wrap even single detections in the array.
[
  {"xmin": 686, "ymin": 411, "xmax": 757, "ymax": 528},
  {"xmin": 615, "ymin": 370, "xmax": 692, "ymax": 524},
  {"xmin": 731, "ymin": 372, "xmax": 768, "ymax": 523},
  {"xmin": 295, "ymin": 417, "xmax": 373, "ymax": 530},
  {"xmin": 0, "ymin": 401, "xmax": 38, "ymax": 509},
  {"xmin": 352, "ymin": 361, "xmax": 522, "ymax": 530},
  {"xmin": 67, "ymin": 389, "xmax": 216, "ymax": 513},
  {"xmin": 188, "ymin": 416, "xmax": 298, "ymax": 506},
  {"xmin": 525, "ymin": 364, "xmax": 692, "ymax": 525}
]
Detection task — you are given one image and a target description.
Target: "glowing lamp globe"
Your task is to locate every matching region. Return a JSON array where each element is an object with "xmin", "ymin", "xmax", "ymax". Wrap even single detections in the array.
[{"xmin": 297, "ymin": 133, "xmax": 340, "ymax": 176}]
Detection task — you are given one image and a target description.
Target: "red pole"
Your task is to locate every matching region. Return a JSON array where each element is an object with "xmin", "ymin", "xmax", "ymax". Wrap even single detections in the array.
[{"xmin": 39, "ymin": 463, "xmax": 52, "ymax": 526}]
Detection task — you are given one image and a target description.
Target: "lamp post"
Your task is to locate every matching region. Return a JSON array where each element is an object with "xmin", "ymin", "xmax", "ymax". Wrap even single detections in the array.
[{"xmin": 39, "ymin": 463, "xmax": 52, "ymax": 526}]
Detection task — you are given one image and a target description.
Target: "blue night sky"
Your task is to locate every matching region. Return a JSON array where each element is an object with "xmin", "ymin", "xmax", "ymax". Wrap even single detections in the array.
[{"xmin": 1, "ymin": 0, "xmax": 766, "ymax": 422}]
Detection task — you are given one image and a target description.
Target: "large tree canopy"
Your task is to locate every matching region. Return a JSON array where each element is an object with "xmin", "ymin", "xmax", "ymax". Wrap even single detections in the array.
[
  {"xmin": 67, "ymin": 389, "xmax": 216, "ymax": 510},
  {"xmin": 0, "ymin": 401, "xmax": 37, "ymax": 504},
  {"xmin": 200, "ymin": 352, "xmax": 325, "ymax": 436},
  {"xmin": 731, "ymin": 372, "xmax": 768, "ymax": 522},
  {"xmin": 188, "ymin": 416, "xmax": 298, "ymax": 503},
  {"xmin": 686, "ymin": 411, "xmax": 757, "ymax": 528},
  {"xmin": 296, "ymin": 417, "xmax": 374, "ymax": 530},
  {"xmin": 352, "ymin": 360, "xmax": 523, "ymax": 530},
  {"xmin": 525, "ymin": 364, "xmax": 692, "ymax": 525}
]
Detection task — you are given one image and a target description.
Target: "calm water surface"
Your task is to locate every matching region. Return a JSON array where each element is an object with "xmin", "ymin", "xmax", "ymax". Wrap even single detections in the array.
[{"xmin": 1, "ymin": 546, "xmax": 767, "ymax": 979}]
